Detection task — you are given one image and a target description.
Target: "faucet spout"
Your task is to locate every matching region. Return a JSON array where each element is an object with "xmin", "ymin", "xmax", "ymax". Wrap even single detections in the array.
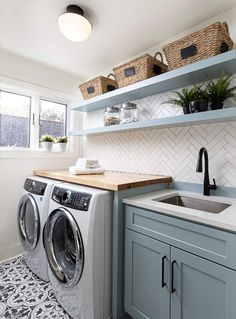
[{"xmin": 196, "ymin": 147, "xmax": 217, "ymax": 196}]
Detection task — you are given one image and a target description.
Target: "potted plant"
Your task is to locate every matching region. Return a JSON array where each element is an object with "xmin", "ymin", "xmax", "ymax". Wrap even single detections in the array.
[
  {"xmin": 40, "ymin": 134, "xmax": 54, "ymax": 151},
  {"xmin": 206, "ymin": 73, "xmax": 236, "ymax": 110},
  {"xmin": 162, "ymin": 87, "xmax": 195, "ymax": 114},
  {"xmin": 189, "ymin": 84, "xmax": 209, "ymax": 113},
  {"xmin": 54, "ymin": 136, "xmax": 68, "ymax": 152}
]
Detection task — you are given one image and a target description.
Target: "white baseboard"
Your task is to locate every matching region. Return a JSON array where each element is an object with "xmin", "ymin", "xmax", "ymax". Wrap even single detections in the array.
[{"xmin": 0, "ymin": 243, "xmax": 23, "ymax": 262}]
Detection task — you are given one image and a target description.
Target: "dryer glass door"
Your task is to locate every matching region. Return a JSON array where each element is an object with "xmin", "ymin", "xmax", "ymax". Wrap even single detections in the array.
[
  {"xmin": 17, "ymin": 194, "xmax": 40, "ymax": 251},
  {"xmin": 43, "ymin": 208, "xmax": 84, "ymax": 288}
]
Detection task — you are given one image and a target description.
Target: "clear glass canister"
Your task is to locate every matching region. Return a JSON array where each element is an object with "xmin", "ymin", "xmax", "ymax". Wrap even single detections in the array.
[
  {"xmin": 120, "ymin": 102, "xmax": 139, "ymax": 124},
  {"xmin": 103, "ymin": 106, "xmax": 120, "ymax": 126}
]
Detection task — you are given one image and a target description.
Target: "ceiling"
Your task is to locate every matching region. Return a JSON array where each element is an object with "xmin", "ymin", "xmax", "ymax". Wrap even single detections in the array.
[{"xmin": 0, "ymin": 0, "xmax": 235, "ymax": 80}]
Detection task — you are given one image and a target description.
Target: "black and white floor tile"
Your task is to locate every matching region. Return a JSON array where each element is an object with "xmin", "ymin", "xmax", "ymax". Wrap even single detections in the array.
[{"xmin": 0, "ymin": 255, "xmax": 71, "ymax": 319}]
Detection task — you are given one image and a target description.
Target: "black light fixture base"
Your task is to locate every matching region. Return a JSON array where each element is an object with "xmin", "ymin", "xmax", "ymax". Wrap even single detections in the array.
[{"xmin": 66, "ymin": 5, "xmax": 84, "ymax": 16}]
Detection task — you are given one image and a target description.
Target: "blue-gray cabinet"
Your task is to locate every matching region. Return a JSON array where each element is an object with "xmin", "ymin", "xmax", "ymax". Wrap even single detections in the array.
[
  {"xmin": 171, "ymin": 247, "xmax": 236, "ymax": 319},
  {"xmin": 125, "ymin": 230, "xmax": 170, "ymax": 319},
  {"xmin": 124, "ymin": 205, "xmax": 236, "ymax": 319}
]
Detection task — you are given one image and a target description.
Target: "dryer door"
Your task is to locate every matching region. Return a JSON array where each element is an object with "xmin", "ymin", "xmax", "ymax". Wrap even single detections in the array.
[
  {"xmin": 17, "ymin": 194, "xmax": 40, "ymax": 251},
  {"xmin": 43, "ymin": 208, "xmax": 84, "ymax": 288}
]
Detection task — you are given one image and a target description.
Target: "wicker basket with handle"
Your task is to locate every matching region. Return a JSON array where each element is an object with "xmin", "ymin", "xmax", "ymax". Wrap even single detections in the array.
[
  {"xmin": 113, "ymin": 52, "xmax": 168, "ymax": 88},
  {"xmin": 79, "ymin": 73, "xmax": 118, "ymax": 100},
  {"xmin": 162, "ymin": 22, "xmax": 234, "ymax": 71}
]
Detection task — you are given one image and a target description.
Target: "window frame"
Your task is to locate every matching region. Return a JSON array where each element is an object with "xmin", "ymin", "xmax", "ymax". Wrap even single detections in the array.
[
  {"xmin": 0, "ymin": 89, "xmax": 32, "ymax": 149},
  {"xmin": 39, "ymin": 98, "xmax": 68, "ymax": 139},
  {"xmin": 0, "ymin": 83, "xmax": 79, "ymax": 158}
]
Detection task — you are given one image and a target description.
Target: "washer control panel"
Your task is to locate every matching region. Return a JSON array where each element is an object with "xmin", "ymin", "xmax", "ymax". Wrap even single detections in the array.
[
  {"xmin": 52, "ymin": 186, "xmax": 92, "ymax": 211},
  {"xmin": 24, "ymin": 178, "xmax": 47, "ymax": 195}
]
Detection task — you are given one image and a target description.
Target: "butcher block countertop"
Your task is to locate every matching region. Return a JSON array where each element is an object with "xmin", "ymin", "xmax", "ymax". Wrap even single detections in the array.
[{"xmin": 33, "ymin": 170, "xmax": 172, "ymax": 191}]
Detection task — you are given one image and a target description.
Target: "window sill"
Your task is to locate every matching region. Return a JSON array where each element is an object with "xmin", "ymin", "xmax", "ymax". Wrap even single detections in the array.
[{"xmin": 0, "ymin": 148, "xmax": 78, "ymax": 159}]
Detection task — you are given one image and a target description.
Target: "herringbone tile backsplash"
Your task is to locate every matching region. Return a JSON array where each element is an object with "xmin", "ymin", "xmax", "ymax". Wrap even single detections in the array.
[{"xmin": 83, "ymin": 78, "xmax": 236, "ymax": 187}]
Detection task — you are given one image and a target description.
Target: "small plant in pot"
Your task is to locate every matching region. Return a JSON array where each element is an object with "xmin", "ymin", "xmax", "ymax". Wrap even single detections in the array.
[
  {"xmin": 162, "ymin": 87, "xmax": 195, "ymax": 114},
  {"xmin": 206, "ymin": 73, "xmax": 236, "ymax": 110},
  {"xmin": 55, "ymin": 136, "xmax": 68, "ymax": 152},
  {"xmin": 40, "ymin": 134, "xmax": 54, "ymax": 151},
  {"xmin": 189, "ymin": 84, "xmax": 209, "ymax": 113}
]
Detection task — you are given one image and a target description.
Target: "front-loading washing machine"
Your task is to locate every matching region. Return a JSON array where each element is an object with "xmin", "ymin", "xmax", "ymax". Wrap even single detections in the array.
[
  {"xmin": 17, "ymin": 176, "xmax": 58, "ymax": 281},
  {"xmin": 43, "ymin": 183, "xmax": 113, "ymax": 319}
]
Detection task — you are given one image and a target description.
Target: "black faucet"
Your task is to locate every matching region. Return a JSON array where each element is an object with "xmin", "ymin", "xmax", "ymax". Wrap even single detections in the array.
[{"xmin": 196, "ymin": 147, "xmax": 217, "ymax": 196}]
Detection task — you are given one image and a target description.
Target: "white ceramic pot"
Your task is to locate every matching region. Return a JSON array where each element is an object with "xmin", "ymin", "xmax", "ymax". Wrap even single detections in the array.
[
  {"xmin": 56, "ymin": 143, "xmax": 67, "ymax": 152},
  {"xmin": 41, "ymin": 142, "xmax": 53, "ymax": 151}
]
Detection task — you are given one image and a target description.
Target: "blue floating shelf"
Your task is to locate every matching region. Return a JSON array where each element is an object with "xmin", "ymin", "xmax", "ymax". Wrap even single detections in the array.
[
  {"xmin": 70, "ymin": 50, "xmax": 236, "ymax": 113},
  {"xmin": 69, "ymin": 107, "xmax": 236, "ymax": 136}
]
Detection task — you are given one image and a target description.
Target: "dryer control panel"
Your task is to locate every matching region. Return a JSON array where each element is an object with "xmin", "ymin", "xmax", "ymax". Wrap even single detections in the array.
[
  {"xmin": 52, "ymin": 187, "xmax": 92, "ymax": 211},
  {"xmin": 24, "ymin": 178, "xmax": 47, "ymax": 195}
]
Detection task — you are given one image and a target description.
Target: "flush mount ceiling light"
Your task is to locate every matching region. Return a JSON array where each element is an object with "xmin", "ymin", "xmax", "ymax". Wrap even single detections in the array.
[{"xmin": 58, "ymin": 5, "xmax": 92, "ymax": 42}]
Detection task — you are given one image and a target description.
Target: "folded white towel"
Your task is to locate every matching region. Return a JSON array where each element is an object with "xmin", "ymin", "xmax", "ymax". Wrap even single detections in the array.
[
  {"xmin": 76, "ymin": 158, "xmax": 99, "ymax": 169},
  {"xmin": 76, "ymin": 164, "xmax": 100, "ymax": 170},
  {"xmin": 69, "ymin": 166, "xmax": 105, "ymax": 175}
]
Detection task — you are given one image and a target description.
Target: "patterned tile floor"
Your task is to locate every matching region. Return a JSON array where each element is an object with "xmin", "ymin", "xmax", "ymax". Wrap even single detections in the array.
[{"xmin": 0, "ymin": 255, "xmax": 71, "ymax": 319}]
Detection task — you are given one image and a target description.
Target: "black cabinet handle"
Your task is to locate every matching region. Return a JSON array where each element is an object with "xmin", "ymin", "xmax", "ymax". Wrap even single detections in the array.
[
  {"xmin": 171, "ymin": 260, "xmax": 177, "ymax": 293},
  {"xmin": 161, "ymin": 256, "xmax": 167, "ymax": 287}
]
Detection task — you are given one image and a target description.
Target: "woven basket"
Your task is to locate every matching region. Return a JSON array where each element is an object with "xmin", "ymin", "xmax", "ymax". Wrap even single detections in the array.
[
  {"xmin": 163, "ymin": 22, "xmax": 234, "ymax": 70},
  {"xmin": 113, "ymin": 52, "xmax": 168, "ymax": 88},
  {"xmin": 79, "ymin": 73, "xmax": 118, "ymax": 99}
]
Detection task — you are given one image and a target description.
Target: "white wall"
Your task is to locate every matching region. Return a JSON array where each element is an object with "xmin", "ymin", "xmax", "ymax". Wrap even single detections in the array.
[
  {"xmin": 97, "ymin": 6, "xmax": 236, "ymax": 77},
  {"xmin": 83, "ymin": 6, "xmax": 236, "ymax": 186},
  {"xmin": 0, "ymin": 52, "xmax": 82, "ymax": 261},
  {"xmin": 0, "ymin": 49, "xmax": 82, "ymax": 98}
]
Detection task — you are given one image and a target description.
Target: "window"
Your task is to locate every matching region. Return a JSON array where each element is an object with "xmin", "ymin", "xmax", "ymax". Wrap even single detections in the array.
[
  {"xmin": 0, "ymin": 91, "xmax": 31, "ymax": 148},
  {"xmin": 39, "ymin": 100, "xmax": 67, "ymax": 139},
  {"xmin": 0, "ymin": 86, "xmax": 70, "ymax": 152}
]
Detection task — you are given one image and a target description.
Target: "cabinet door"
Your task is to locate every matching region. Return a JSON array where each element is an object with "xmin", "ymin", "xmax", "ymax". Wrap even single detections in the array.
[
  {"xmin": 171, "ymin": 247, "xmax": 236, "ymax": 319},
  {"xmin": 125, "ymin": 229, "xmax": 170, "ymax": 319}
]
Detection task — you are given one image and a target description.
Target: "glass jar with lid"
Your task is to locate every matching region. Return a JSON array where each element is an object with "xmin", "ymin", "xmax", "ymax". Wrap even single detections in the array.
[
  {"xmin": 103, "ymin": 106, "xmax": 120, "ymax": 126},
  {"xmin": 120, "ymin": 102, "xmax": 139, "ymax": 124}
]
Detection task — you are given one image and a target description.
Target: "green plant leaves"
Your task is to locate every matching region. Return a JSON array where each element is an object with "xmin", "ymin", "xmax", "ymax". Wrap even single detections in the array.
[
  {"xmin": 207, "ymin": 72, "xmax": 236, "ymax": 105},
  {"xmin": 39, "ymin": 134, "xmax": 68, "ymax": 143},
  {"xmin": 40, "ymin": 134, "xmax": 54, "ymax": 142},
  {"xmin": 162, "ymin": 72, "xmax": 236, "ymax": 109}
]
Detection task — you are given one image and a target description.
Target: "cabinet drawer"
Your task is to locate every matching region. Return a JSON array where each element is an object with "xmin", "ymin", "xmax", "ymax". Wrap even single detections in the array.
[{"xmin": 126, "ymin": 205, "xmax": 236, "ymax": 270}]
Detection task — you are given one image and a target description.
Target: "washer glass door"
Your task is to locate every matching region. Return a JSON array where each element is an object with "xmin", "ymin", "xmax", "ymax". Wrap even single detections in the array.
[
  {"xmin": 43, "ymin": 208, "xmax": 84, "ymax": 288},
  {"xmin": 17, "ymin": 194, "xmax": 40, "ymax": 251}
]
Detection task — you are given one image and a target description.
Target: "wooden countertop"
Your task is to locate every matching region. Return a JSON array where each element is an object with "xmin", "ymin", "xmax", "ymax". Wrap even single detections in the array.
[{"xmin": 33, "ymin": 170, "xmax": 172, "ymax": 191}]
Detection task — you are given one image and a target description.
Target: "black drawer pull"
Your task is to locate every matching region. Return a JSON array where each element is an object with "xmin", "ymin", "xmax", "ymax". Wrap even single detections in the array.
[
  {"xmin": 171, "ymin": 260, "xmax": 177, "ymax": 293},
  {"xmin": 161, "ymin": 256, "xmax": 167, "ymax": 288}
]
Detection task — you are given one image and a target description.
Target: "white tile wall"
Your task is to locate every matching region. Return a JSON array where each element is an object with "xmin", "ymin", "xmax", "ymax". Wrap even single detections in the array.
[{"xmin": 83, "ymin": 76, "xmax": 236, "ymax": 187}]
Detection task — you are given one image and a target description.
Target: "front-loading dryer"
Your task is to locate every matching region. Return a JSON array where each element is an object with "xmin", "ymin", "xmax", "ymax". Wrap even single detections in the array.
[
  {"xmin": 43, "ymin": 183, "xmax": 113, "ymax": 319},
  {"xmin": 17, "ymin": 176, "xmax": 58, "ymax": 281}
]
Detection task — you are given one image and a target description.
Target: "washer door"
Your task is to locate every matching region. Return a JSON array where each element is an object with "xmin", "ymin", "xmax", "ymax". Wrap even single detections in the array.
[
  {"xmin": 43, "ymin": 208, "xmax": 84, "ymax": 288},
  {"xmin": 17, "ymin": 194, "xmax": 40, "ymax": 251}
]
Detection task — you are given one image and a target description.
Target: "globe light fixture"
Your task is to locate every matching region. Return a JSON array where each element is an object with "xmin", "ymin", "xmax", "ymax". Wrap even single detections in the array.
[{"xmin": 58, "ymin": 5, "xmax": 92, "ymax": 42}]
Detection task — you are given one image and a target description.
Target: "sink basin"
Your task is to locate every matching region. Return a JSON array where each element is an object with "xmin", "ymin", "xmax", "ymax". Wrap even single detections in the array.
[{"xmin": 152, "ymin": 195, "xmax": 231, "ymax": 214}]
